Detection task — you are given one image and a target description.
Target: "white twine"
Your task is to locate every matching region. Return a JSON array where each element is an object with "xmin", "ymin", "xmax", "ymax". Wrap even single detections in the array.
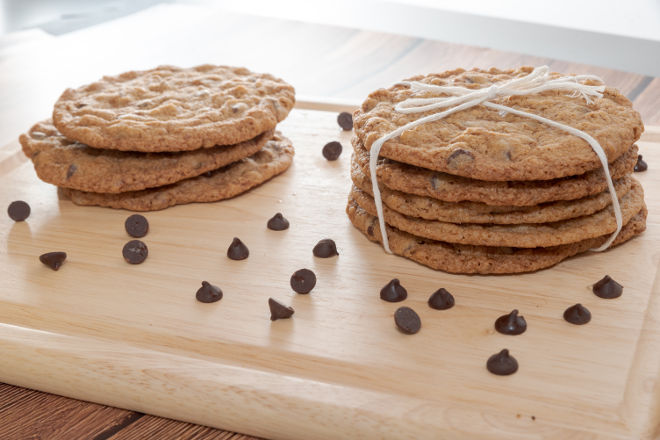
[{"xmin": 369, "ymin": 66, "xmax": 622, "ymax": 254}]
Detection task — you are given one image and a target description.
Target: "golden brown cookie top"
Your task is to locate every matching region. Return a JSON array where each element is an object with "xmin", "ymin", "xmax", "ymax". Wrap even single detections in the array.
[
  {"xmin": 353, "ymin": 66, "xmax": 643, "ymax": 181},
  {"xmin": 53, "ymin": 65, "xmax": 295, "ymax": 152}
]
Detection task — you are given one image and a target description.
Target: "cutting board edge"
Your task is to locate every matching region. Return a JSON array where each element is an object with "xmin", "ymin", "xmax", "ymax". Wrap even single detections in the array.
[{"xmin": 0, "ymin": 321, "xmax": 648, "ymax": 440}]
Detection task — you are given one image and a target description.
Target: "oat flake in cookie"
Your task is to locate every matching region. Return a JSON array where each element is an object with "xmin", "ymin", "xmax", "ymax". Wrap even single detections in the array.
[
  {"xmin": 53, "ymin": 65, "xmax": 295, "ymax": 152},
  {"xmin": 354, "ymin": 67, "xmax": 643, "ymax": 181}
]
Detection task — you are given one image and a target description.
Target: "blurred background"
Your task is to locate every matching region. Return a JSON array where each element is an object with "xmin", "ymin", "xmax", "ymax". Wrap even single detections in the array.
[
  {"xmin": 2, "ymin": 0, "xmax": 659, "ymax": 75},
  {"xmin": 1, "ymin": 0, "xmax": 659, "ymax": 146}
]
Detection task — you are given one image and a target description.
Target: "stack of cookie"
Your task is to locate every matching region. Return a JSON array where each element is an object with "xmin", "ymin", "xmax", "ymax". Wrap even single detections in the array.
[
  {"xmin": 347, "ymin": 67, "xmax": 647, "ymax": 274},
  {"xmin": 20, "ymin": 65, "xmax": 296, "ymax": 211}
]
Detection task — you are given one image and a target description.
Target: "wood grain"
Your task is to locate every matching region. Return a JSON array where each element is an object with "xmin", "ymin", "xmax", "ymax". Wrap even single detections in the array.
[
  {"xmin": 0, "ymin": 5, "xmax": 658, "ymax": 439},
  {"xmin": 0, "ymin": 383, "xmax": 135, "ymax": 439},
  {"xmin": 0, "ymin": 107, "xmax": 659, "ymax": 439}
]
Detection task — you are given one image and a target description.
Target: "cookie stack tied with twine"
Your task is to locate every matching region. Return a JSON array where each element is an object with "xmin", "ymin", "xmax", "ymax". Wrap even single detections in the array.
[
  {"xmin": 347, "ymin": 66, "xmax": 646, "ymax": 274},
  {"xmin": 20, "ymin": 65, "xmax": 296, "ymax": 211}
]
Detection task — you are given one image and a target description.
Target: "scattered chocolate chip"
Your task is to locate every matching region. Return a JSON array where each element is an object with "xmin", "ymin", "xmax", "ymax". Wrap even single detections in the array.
[
  {"xmin": 66, "ymin": 164, "xmax": 77, "ymax": 179},
  {"xmin": 634, "ymin": 154, "xmax": 648, "ymax": 172},
  {"xmin": 592, "ymin": 275, "xmax": 623, "ymax": 299},
  {"xmin": 196, "ymin": 281, "xmax": 223, "ymax": 303},
  {"xmin": 531, "ymin": 416, "xmax": 536, "ymax": 421},
  {"xmin": 380, "ymin": 279, "xmax": 407, "ymax": 302},
  {"xmin": 446, "ymin": 148, "xmax": 475, "ymax": 169},
  {"xmin": 39, "ymin": 251, "xmax": 66, "ymax": 271},
  {"xmin": 313, "ymin": 239, "xmax": 338, "ymax": 258},
  {"xmin": 290, "ymin": 268, "xmax": 316, "ymax": 294},
  {"xmin": 428, "ymin": 288, "xmax": 455, "ymax": 310},
  {"xmin": 124, "ymin": 214, "xmax": 149, "ymax": 238},
  {"xmin": 269, "ymin": 298, "xmax": 294, "ymax": 321},
  {"xmin": 203, "ymin": 171, "xmax": 214, "ymax": 177},
  {"xmin": 122, "ymin": 240, "xmax": 148, "ymax": 264},
  {"xmin": 337, "ymin": 111, "xmax": 353, "ymax": 130},
  {"xmin": 486, "ymin": 349, "xmax": 518, "ymax": 376},
  {"xmin": 227, "ymin": 237, "xmax": 249, "ymax": 260},
  {"xmin": 494, "ymin": 309, "xmax": 527, "ymax": 335},
  {"xmin": 394, "ymin": 306, "xmax": 421, "ymax": 334},
  {"xmin": 367, "ymin": 224, "xmax": 375, "ymax": 237},
  {"xmin": 7, "ymin": 200, "xmax": 30, "ymax": 221},
  {"xmin": 322, "ymin": 141, "xmax": 343, "ymax": 161},
  {"xmin": 267, "ymin": 212, "xmax": 289, "ymax": 231},
  {"xmin": 563, "ymin": 303, "xmax": 591, "ymax": 325}
]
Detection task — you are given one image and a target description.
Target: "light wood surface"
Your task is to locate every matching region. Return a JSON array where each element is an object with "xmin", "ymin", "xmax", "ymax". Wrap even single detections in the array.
[
  {"xmin": 0, "ymin": 107, "xmax": 659, "ymax": 439},
  {"xmin": 1, "ymin": 4, "xmax": 660, "ymax": 439}
]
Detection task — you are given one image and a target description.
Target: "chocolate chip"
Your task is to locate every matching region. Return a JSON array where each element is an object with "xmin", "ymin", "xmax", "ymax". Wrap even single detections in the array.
[
  {"xmin": 430, "ymin": 174, "xmax": 439, "ymax": 190},
  {"xmin": 7, "ymin": 200, "xmax": 30, "ymax": 222},
  {"xmin": 367, "ymin": 224, "xmax": 375, "ymax": 237},
  {"xmin": 122, "ymin": 240, "xmax": 148, "ymax": 264},
  {"xmin": 66, "ymin": 164, "xmax": 77, "ymax": 179},
  {"xmin": 227, "ymin": 237, "xmax": 249, "ymax": 260},
  {"xmin": 337, "ymin": 111, "xmax": 353, "ymax": 130},
  {"xmin": 446, "ymin": 149, "xmax": 475, "ymax": 169},
  {"xmin": 313, "ymin": 239, "xmax": 338, "ymax": 258},
  {"xmin": 428, "ymin": 288, "xmax": 455, "ymax": 310},
  {"xmin": 494, "ymin": 309, "xmax": 527, "ymax": 335},
  {"xmin": 267, "ymin": 212, "xmax": 289, "ymax": 231},
  {"xmin": 196, "ymin": 281, "xmax": 223, "ymax": 303},
  {"xmin": 592, "ymin": 275, "xmax": 623, "ymax": 299},
  {"xmin": 203, "ymin": 171, "xmax": 214, "ymax": 177},
  {"xmin": 290, "ymin": 268, "xmax": 316, "ymax": 294},
  {"xmin": 322, "ymin": 141, "xmax": 342, "ymax": 161},
  {"xmin": 124, "ymin": 214, "xmax": 149, "ymax": 238},
  {"xmin": 634, "ymin": 154, "xmax": 648, "ymax": 172},
  {"xmin": 269, "ymin": 298, "xmax": 294, "ymax": 321},
  {"xmin": 394, "ymin": 307, "xmax": 421, "ymax": 334},
  {"xmin": 380, "ymin": 279, "xmax": 407, "ymax": 302},
  {"xmin": 39, "ymin": 251, "xmax": 66, "ymax": 271},
  {"xmin": 486, "ymin": 349, "xmax": 518, "ymax": 376},
  {"xmin": 563, "ymin": 303, "xmax": 591, "ymax": 325}
]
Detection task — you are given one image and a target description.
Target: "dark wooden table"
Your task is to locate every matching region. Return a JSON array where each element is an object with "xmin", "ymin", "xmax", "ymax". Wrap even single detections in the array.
[{"xmin": 1, "ymin": 5, "xmax": 658, "ymax": 439}]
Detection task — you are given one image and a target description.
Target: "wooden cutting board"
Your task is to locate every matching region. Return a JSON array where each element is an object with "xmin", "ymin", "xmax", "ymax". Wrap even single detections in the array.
[{"xmin": 0, "ymin": 108, "xmax": 659, "ymax": 440}]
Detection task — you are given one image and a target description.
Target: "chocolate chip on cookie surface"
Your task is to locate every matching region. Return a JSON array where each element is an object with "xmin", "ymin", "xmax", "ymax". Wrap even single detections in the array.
[
  {"xmin": 60, "ymin": 133, "xmax": 295, "ymax": 211},
  {"xmin": 53, "ymin": 65, "xmax": 295, "ymax": 152},
  {"xmin": 354, "ymin": 67, "xmax": 643, "ymax": 181},
  {"xmin": 19, "ymin": 120, "xmax": 273, "ymax": 194}
]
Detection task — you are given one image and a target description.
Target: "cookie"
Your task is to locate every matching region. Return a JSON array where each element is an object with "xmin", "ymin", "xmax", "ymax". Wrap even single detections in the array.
[
  {"xmin": 60, "ymin": 132, "xmax": 294, "ymax": 211},
  {"xmin": 353, "ymin": 138, "xmax": 638, "ymax": 206},
  {"xmin": 19, "ymin": 120, "xmax": 273, "ymax": 193},
  {"xmin": 53, "ymin": 65, "xmax": 295, "ymax": 152},
  {"xmin": 354, "ymin": 67, "xmax": 643, "ymax": 181},
  {"xmin": 349, "ymin": 178, "xmax": 644, "ymax": 248},
  {"xmin": 351, "ymin": 157, "xmax": 633, "ymax": 224},
  {"xmin": 346, "ymin": 197, "xmax": 647, "ymax": 274}
]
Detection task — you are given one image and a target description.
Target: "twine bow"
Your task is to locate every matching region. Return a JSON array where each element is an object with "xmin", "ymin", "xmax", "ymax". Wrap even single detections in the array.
[{"xmin": 369, "ymin": 66, "xmax": 622, "ymax": 254}]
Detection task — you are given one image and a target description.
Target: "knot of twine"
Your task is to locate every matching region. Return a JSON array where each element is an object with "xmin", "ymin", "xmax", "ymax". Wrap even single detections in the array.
[{"xmin": 368, "ymin": 66, "xmax": 621, "ymax": 254}]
